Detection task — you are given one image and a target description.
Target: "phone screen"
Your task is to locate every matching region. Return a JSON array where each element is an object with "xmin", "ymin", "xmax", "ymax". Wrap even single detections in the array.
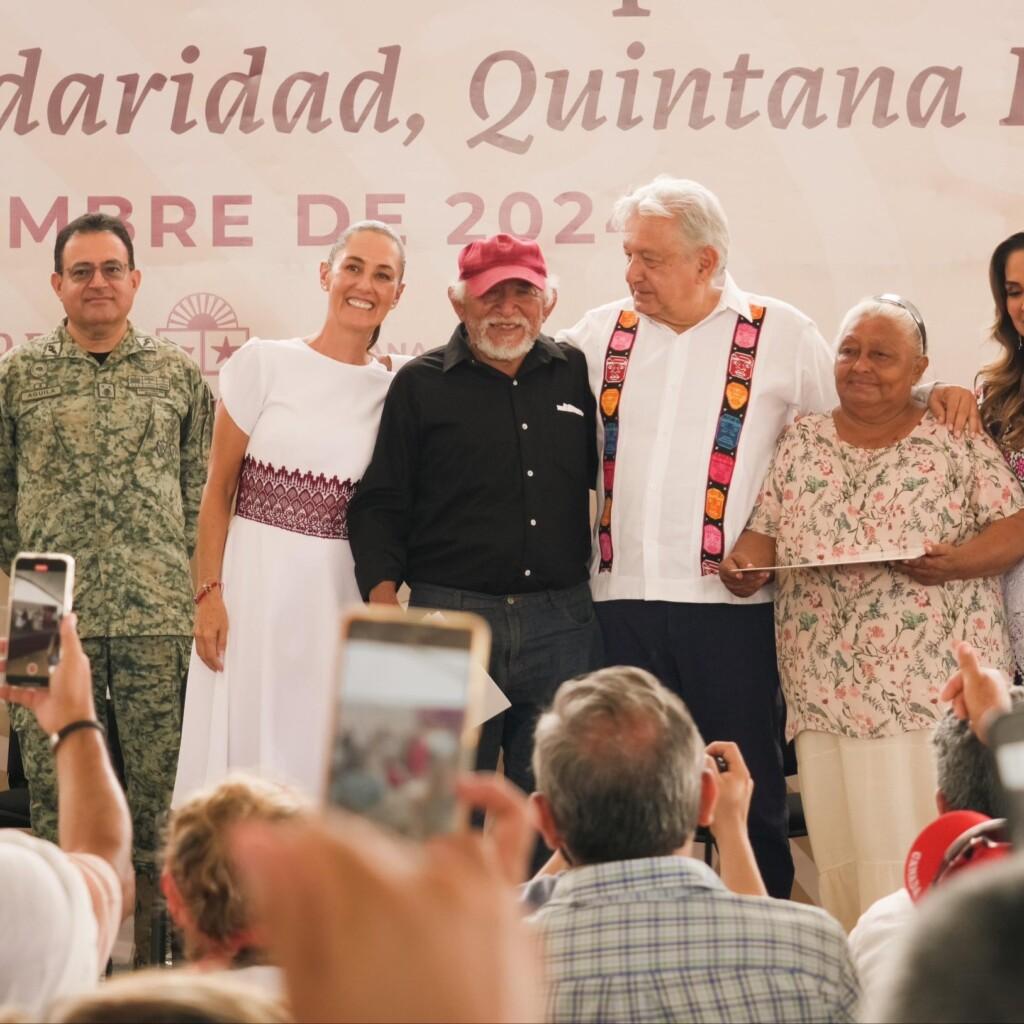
[
  {"xmin": 6, "ymin": 557, "xmax": 71, "ymax": 686},
  {"xmin": 327, "ymin": 619, "xmax": 474, "ymax": 839},
  {"xmin": 990, "ymin": 709, "xmax": 1024, "ymax": 845}
]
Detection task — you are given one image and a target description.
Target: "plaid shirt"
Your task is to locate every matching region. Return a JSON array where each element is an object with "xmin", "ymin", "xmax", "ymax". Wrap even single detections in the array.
[{"xmin": 528, "ymin": 857, "xmax": 859, "ymax": 1024}]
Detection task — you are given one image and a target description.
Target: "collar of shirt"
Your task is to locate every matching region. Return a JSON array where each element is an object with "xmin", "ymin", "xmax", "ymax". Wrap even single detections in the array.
[
  {"xmin": 57, "ymin": 321, "xmax": 141, "ymax": 366},
  {"xmin": 441, "ymin": 323, "xmax": 567, "ymax": 373},
  {"xmin": 544, "ymin": 855, "xmax": 725, "ymax": 906},
  {"xmin": 646, "ymin": 271, "xmax": 752, "ymax": 337}
]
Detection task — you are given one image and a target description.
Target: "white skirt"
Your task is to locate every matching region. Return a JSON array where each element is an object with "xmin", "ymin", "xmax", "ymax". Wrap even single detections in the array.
[
  {"xmin": 795, "ymin": 729, "xmax": 937, "ymax": 932},
  {"xmin": 1002, "ymin": 559, "xmax": 1024, "ymax": 677}
]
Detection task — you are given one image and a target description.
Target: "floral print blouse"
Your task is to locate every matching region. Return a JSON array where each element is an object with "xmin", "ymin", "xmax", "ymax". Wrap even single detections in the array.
[{"xmin": 748, "ymin": 411, "xmax": 1023, "ymax": 740}]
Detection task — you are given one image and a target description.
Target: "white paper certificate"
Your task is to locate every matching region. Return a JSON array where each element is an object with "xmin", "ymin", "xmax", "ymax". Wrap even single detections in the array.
[{"xmin": 731, "ymin": 545, "xmax": 927, "ymax": 573}]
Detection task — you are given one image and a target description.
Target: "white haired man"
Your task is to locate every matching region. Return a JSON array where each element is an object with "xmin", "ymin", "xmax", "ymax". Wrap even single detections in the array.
[{"xmin": 556, "ymin": 176, "xmax": 977, "ymax": 897}]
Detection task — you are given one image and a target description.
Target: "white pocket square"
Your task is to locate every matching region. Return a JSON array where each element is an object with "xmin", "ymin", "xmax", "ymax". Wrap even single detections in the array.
[{"xmin": 556, "ymin": 402, "xmax": 584, "ymax": 416}]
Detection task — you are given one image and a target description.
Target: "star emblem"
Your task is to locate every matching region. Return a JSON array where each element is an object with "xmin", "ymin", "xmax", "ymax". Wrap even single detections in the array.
[{"xmin": 212, "ymin": 335, "xmax": 239, "ymax": 363}]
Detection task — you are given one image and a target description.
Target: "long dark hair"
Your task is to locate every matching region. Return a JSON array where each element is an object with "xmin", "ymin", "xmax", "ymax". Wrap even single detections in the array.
[{"xmin": 978, "ymin": 232, "xmax": 1024, "ymax": 449}]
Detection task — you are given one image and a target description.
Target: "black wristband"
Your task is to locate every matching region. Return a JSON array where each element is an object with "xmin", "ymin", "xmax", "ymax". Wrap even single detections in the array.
[{"xmin": 49, "ymin": 719, "xmax": 104, "ymax": 753}]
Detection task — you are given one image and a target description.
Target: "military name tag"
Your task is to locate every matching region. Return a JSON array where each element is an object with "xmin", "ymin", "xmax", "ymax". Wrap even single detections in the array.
[{"xmin": 23, "ymin": 385, "xmax": 62, "ymax": 401}]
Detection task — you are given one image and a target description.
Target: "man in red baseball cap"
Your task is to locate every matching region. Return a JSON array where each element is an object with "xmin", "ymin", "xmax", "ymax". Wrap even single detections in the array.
[{"xmin": 349, "ymin": 235, "xmax": 603, "ymax": 838}]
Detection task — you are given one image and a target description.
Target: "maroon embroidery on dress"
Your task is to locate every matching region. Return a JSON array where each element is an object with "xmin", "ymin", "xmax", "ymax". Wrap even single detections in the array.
[{"xmin": 235, "ymin": 455, "xmax": 355, "ymax": 540}]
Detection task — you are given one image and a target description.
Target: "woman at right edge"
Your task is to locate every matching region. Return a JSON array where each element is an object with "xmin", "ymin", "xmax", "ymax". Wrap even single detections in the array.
[{"xmin": 978, "ymin": 231, "xmax": 1024, "ymax": 675}]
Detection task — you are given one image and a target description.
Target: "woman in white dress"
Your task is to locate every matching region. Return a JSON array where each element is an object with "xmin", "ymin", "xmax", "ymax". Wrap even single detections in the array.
[{"xmin": 174, "ymin": 221, "xmax": 406, "ymax": 800}]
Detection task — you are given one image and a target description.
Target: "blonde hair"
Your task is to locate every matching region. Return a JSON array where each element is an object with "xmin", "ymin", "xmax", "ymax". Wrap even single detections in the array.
[
  {"xmin": 162, "ymin": 776, "xmax": 307, "ymax": 952},
  {"xmin": 49, "ymin": 969, "xmax": 291, "ymax": 1023}
]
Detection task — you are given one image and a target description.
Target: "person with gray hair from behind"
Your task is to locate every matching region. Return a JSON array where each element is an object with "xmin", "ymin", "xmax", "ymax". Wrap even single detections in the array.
[
  {"xmin": 849, "ymin": 644, "xmax": 1023, "ymax": 1010},
  {"xmin": 555, "ymin": 175, "xmax": 978, "ymax": 899},
  {"xmin": 528, "ymin": 665, "xmax": 859, "ymax": 1024}
]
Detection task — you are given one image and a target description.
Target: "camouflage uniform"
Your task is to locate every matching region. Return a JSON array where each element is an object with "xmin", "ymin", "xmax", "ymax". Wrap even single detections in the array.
[{"xmin": 0, "ymin": 322, "xmax": 212, "ymax": 882}]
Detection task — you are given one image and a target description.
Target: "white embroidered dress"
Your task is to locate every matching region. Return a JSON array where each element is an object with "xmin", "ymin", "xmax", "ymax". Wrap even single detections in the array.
[{"xmin": 174, "ymin": 338, "xmax": 398, "ymax": 801}]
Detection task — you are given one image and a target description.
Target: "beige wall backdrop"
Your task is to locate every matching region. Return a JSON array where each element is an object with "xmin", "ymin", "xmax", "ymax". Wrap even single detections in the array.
[{"xmin": 0, "ymin": 1, "xmax": 1021, "ymax": 389}]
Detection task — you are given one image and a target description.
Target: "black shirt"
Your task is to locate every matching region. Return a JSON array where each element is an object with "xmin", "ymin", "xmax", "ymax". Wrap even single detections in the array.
[{"xmin": 348, "ymin": 325, "xmax": 597, "ymax": 597}]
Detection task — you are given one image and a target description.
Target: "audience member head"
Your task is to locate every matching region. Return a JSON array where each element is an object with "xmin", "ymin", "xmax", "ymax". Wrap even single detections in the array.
[
  {"xmin": 49, "ymin": 969, "xmax": 291, "ymax": 1024},
  {"xmin": 878, "ymin": 854, "xmax": 1024, "ymax": 1023},
  {"xmin": 531, "ymin": 666, "xmax": 709, "ymax": 865},
  {"xmin": 161, "ymin": 776, "xmax": 307, "ymax": 965},
  {"xmin": 0, "ymin": 832, "xmax": 102, "ymax": 1019},
  {"xmin": 933, "ymin": 688, "xmax": 1024, "ymax": 817}
]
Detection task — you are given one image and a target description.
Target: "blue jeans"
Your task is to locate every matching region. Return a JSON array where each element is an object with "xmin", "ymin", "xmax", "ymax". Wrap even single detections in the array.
[{"xmin": 408, "ymin": 581, "xmax": 604, "ymax": 797}]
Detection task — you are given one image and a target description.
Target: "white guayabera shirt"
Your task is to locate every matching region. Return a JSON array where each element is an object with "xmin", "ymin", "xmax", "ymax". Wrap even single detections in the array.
[{"xmin": 557, "ymin": 272, "xmax": 836, "ymax": 606}]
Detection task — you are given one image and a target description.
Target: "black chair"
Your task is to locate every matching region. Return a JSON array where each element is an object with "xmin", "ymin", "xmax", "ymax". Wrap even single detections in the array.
[{"xmin": 0, "ymin": 728, "xmax": 31, "ymax": 829}]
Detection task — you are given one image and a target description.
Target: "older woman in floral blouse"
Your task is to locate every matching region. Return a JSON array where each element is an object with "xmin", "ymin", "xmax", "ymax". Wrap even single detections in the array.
[{"xmin": 721, "ymin": 295, "xmax": 1024, "ymax": 929}]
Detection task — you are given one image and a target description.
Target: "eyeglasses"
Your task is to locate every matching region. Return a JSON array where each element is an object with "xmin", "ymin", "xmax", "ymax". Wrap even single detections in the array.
[{"xmin": 64, "ymin": 261, "xmax": 130, "ymax": 284}]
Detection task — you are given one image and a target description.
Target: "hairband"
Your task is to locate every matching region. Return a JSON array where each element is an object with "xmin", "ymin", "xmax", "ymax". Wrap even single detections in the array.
[{"xmin": 874, "ymin": 293, "xmax": 928, "ymax": 353}]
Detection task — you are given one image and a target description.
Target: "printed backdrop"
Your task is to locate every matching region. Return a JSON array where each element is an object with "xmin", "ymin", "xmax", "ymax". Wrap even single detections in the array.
[{"xmin": 1, "ymin": 0, "xmax": 1022, "ymax": 390}]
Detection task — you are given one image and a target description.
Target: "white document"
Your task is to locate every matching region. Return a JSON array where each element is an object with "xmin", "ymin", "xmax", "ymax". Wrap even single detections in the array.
[
  {"xmin": 732, "ymin": 546, "xmax": 926, "ymax": 573},
  {"xmin": 423, "ymin": 611, "xmax": 511, "ymax": 726}
]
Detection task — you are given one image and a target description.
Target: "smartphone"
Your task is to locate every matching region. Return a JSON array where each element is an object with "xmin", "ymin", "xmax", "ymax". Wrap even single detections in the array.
[
  {"xmin": 5, "ymin": 553, "xmax": 75, "ymax": 686},
  {"xmin": 990, "ymin": 706, "xmax": 1024, "ymax": 846},
  {"xmin": 325, "ymin": 605, "xmax": 491, "ymax": 839}
]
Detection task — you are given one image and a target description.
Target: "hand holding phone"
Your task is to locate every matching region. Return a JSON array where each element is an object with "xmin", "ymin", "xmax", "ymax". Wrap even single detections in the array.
[
  {"xmin": 4, "ymin": 553, "xmax": 75, "ymax": 687},
  {"xmin": 324, "ymin": 605, "xmax": 491, "ymax": 840},
  {"xmin": 0, "ymin": 613, "xmax": 96, "ymax": 736},
  {"xmin": 990, "ymin": 708, "xmax": 1024, "ymax": 846}
]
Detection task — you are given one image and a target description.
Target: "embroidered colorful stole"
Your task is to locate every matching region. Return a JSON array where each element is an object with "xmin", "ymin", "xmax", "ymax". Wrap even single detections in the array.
[
  {"xmin": 596, "ymin": 305, "xmax": 766, "ymax": 575},
  {"xmin": 700, "ymin": 305, "xmax": 765, "ymax": 574},
  {"xmin": 597, "ymin": 310, "xmax": 640, "ymax": 571}
]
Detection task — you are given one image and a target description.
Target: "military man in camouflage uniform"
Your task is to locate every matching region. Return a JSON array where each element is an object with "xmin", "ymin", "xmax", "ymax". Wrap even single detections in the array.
[{"xmin": 0, "ymin": 213, "xmax": 213, "ymax": 962}]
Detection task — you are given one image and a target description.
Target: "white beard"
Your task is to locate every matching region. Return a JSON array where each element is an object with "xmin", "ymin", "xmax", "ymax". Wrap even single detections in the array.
[{"xmin": 471, "ymin": 317, "xmax": 536, "ymax": 363}]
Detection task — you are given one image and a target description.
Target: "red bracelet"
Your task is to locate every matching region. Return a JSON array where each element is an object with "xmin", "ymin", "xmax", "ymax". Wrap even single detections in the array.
[{"xmin": 194, "ymin": 581, "xmax": 223, "ymax": 605}]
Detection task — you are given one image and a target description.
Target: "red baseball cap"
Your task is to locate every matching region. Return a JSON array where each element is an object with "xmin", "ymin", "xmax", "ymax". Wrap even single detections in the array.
[
  {"xmin": 457, "ymin": 233, "xmax": 548, "ymax": 298},
  {"xmin": 904, "ymin": 811, "xmax": 1011, "ymax": 902}
]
